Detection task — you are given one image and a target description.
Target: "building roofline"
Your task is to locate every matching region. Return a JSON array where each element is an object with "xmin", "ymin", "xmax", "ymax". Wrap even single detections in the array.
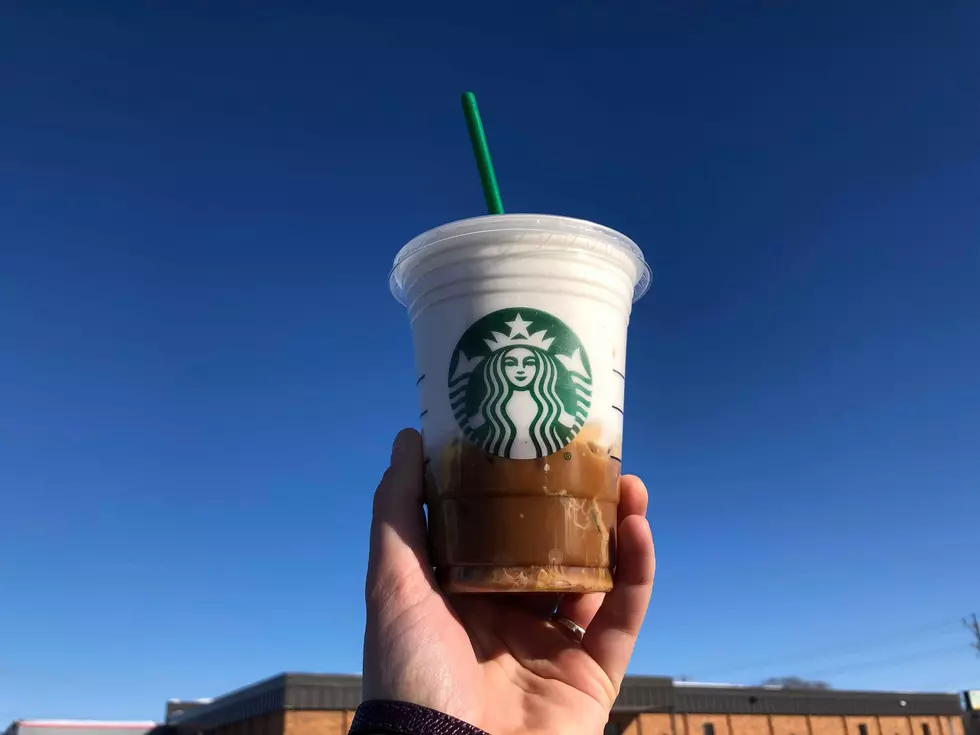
[
  {"xmin": 166, "ymin": 673, "xmax": 965, "ymax": 730},
  {"xmin": 670, "ymin": 682, "xmax": 961, "ymax": 697}
]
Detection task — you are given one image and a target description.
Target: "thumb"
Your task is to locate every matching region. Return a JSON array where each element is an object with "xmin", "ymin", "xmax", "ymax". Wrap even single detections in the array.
[{"xmin": 365, "ymin": 428, "xmax": 436, "ymax": 610}]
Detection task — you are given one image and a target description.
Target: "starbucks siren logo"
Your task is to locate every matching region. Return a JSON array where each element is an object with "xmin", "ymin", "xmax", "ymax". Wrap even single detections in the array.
[{"xmin": 448, "ymin": 307, "xmax": 592, "ymax": 459}]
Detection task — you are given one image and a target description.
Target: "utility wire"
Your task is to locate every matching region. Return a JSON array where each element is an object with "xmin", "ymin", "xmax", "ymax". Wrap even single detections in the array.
[
  {"xmin": 695, "ymin": 617, "xmax": 962, "ymax": 679},
  {"xmin": 800, "ymin": 643, "xmax": 967, "ymax": 679}
]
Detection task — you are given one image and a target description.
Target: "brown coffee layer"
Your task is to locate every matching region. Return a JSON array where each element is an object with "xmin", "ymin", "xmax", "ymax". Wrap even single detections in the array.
[
  {"xmin": 426, "ymin": 428, "xmax": 621, "ymax": 593},
  {"xmin": 431, "ymin": 496, "xmax": 616, "ymax": 567},
  {"xmin": 435, "ymin": 426, "xmax": 621, "ymax": 502},
  {"xmin": 437, "ymin": 564, "xmax": 613, "ymax": 593}
]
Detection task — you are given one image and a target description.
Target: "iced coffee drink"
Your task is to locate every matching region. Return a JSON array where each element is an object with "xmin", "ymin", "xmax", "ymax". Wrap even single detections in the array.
[{"xmin": 390, "ymin": 215, "xmax": 650, "ymax": 593}]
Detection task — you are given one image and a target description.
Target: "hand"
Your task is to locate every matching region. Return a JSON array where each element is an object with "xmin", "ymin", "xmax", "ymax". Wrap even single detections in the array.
[{"xmin": 362, "ymin": 429, "xmax": 656, "ymax": 735}]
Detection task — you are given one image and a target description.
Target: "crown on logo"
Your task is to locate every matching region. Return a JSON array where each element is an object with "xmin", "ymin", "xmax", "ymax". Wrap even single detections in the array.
[{"xmin": 484, "ymin": 313, "xmax": 554, "ymax": 352}]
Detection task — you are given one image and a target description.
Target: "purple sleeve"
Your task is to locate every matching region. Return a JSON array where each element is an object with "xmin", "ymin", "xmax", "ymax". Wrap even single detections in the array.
[{"xmin": 348, "ymin": 700, "xmax": 489, "ymax": 735}]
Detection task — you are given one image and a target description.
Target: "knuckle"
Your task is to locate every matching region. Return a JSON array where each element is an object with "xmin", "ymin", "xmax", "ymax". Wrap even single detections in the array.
[
  {"xmin": 372, "ymin": 468, "xmax": 396, "ymax": 515},
  {"xmin": 365, "ymin": 563, "xmax": 428, "ymax": 618}
]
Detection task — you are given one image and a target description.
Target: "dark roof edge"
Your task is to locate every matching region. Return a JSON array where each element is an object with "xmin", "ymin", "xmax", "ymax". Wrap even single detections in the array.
[
  {"xmin": 167, "ymin": 674, "xmax": 965, "ymax": 729},
  {"xmin": 282, "ymin": 673, "xmax": 362, "ymax": 688},
  {"xmin": 671, "ymin": 684, "xmax": 963, "ymax": 701},
  {"xmin": 168, "ymin": 674, "xmax": 287, "ymax": 725}
]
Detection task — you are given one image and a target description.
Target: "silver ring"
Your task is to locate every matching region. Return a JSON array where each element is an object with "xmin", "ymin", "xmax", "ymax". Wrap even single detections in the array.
[{"xmin": 550, "ymin": 613, "xmax": 586, "ymax": 643}]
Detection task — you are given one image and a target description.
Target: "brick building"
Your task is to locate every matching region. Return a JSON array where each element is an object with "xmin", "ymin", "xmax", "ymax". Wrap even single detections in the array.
[
  {"xmin": 963, "ymin": 692, "xmax": 980, "ymax": 735},
  {"xmin": 164, "ymin": 673, "xmax": 968, "ymax": 735}
]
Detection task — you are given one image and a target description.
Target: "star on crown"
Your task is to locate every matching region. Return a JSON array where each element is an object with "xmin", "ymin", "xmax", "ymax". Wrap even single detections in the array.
[{"xmin": 484, "ymin": 313, "xmax": 555, "ymax": 352}]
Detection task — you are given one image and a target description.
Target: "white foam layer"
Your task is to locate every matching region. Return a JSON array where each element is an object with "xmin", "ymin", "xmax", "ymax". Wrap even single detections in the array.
[
  {"xmin": 391, "ymin": 214, "xmax": 651, "ymax": 309},
  {"xmin": 391, "ymin": 215, "xmax": 650, "ymax": 480}
]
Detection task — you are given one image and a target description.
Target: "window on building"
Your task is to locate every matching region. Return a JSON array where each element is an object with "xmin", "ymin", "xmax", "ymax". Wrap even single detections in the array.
[
  {"xmin": 922, "ymin": 725, "xmax": 931, "ymax": 735},
  {"xmin": 703, "ymin": 724, "xmax": 716, "ymax": 735},
  {"xmin": 859, "ymin": 724, "xmax": 869, "ymax": 735}
]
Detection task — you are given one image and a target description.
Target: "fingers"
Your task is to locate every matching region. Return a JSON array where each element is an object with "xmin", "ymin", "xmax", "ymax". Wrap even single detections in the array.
[
  {"xmin": 581, "ymin": 512, "xmax": 655, "ymax": 690},
  {"xmin": 556, "ymin": 591, "xmax": 603, "ymax": 631},
  {"xmin": 503, "ymin": 592, "xmax": 563, "ymax": 618},
  {"xmin": 556, "ymin": 475, "xmax": 649, "ymax": 629},
  {"xmin": 618, "ymin": 474, "xmax": 649, "ymax": 521},
  {"xmin": 365, "ymin": 429, "xmax": 436, "ymax": 609}
]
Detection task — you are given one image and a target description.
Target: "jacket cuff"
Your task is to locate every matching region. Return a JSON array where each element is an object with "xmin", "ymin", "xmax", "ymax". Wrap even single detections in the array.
[{"xmin": 348, "ymin": 699, "xmax": 489, "ymax": 735}]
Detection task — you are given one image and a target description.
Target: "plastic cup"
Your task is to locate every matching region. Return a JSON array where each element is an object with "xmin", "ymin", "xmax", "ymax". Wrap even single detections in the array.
[{"xmin": 390, "ymin": 214, "xmax": 651, "ymax": 593}]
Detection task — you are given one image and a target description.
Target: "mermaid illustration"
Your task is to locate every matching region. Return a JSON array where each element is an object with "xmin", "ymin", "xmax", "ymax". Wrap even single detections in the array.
[{"xmin": 450, "ymin": 313, "xmax": 592, "ymax": 459}]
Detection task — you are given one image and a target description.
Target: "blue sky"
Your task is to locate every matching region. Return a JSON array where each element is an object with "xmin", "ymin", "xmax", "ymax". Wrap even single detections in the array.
[{"xmin": 2, "ymin": 0, "xmax": 979, "ymax": 721}]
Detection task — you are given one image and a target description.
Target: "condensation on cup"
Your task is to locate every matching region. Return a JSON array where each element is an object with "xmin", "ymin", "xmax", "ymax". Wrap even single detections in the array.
[{"xmin": 390, "ymin": 214, "xmax": 651, "ymax": 593}]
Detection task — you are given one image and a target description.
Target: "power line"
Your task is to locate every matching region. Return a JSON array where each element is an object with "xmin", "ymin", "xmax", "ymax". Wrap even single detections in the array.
[
  {"xmin": 800, "ymin": 643, "xmax": 967, "ymax": 679},
  {"xmin": 695, "ymin": 617, "xmax": 962, "ymax": 679}
]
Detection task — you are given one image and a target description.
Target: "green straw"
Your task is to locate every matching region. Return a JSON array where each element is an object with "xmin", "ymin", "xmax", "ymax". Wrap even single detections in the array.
[{"xmin": 461, "ymin": 92, "xmax": 505, "ymax": 215}]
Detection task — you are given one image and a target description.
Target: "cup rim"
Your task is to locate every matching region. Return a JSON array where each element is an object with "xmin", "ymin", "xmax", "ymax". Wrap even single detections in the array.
[{"xmin": 389, "ymin": 213, "xmax": 652, "ymax": 306}]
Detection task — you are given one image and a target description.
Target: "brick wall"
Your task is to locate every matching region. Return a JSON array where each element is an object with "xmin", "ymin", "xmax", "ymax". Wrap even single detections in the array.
[
  {"xmin": 282, "ymin": 711, "xmax": 354, "ymax": 735},
  {"xmin": 729, "ymin": 714, "xmax": 773, "ymax": 735},
  {"xmin": 879, "ymin": 716, "xmax": 915, "ymax": 735},
  {"xmin": 609, "ymin": 714, "xmax": 960, "ymax": 735},
  {"xmin": 910, "ymin": 715, "xmax": 943, "ymax": 735},
  {"xmin": 843, "ymin": 715, "xmax": 881, "ymax": 735},
  {"xmin": 638, "ymin": 713, "xmax": 675, "ymax": 735},
  {"xmin": 685, "ymin": 713, "xmax": 733, "ymax": 735},
  {"xmin": 198, "ymin": 709, "xmax": 962, "ymax": 735},
  {"xmin": 771, "ymin": 715, "xmax": 809, "ymax": 735}
]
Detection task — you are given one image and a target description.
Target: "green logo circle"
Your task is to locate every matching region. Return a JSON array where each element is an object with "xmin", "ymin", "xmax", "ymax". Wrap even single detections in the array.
[{"xmin": 448, "ymin": 307, "xmax": 592, "ymax": 459}]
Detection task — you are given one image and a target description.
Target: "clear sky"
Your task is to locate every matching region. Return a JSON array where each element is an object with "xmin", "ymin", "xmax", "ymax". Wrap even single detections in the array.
[{"xmin": 1, "ymin": 0, "xmax": 978, "ymax": 722}]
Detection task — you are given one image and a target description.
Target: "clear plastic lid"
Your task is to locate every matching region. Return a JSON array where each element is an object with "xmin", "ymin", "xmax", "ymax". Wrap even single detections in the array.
[{"xmin": 390, "ymin": 213, "xmax": 652, "ymax": 306}]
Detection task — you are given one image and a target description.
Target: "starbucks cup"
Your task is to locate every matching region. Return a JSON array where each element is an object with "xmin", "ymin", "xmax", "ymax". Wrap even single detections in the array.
[{"xmin": 390, "ymin": 214, "xmax": 651, "ymax": 593}]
